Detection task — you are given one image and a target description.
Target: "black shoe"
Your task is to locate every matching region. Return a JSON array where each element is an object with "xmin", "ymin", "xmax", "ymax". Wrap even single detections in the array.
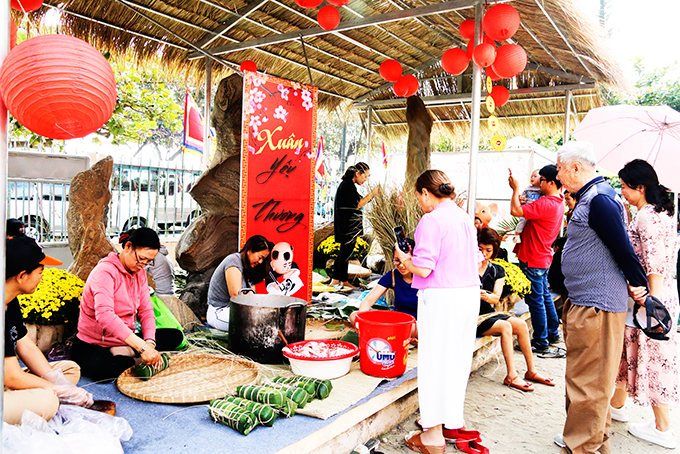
[
  {"xmin": 536, "ymin": 346, "xmax": 566, "ymax": 358},
  {"xmin": 548, "ymin": 334, "xmax": 564, "ymax": 345}
]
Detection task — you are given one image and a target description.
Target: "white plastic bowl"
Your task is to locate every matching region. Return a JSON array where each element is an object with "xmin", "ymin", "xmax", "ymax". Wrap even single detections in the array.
[{"xmin": 282, "ymin": 340, "xmax": 358, "ymax": 380}]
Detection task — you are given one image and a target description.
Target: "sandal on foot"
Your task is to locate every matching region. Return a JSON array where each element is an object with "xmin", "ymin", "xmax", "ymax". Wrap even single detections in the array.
[
  {"xmin": 503, "ymin": 375, "xmax": 534, "ymax": 392},
  {"xmin": 404, "ymin": 431, "xmax": 445, "ymax": 454},
  {"xmin": 455, "ymin": 438, "xmax": 490, "ymax": 454},
  {"xmin": 415, "ymin": 419, "xmax": 480, "ymax": 442},
  {"xmin": 524, "ymin": 371, "xmax": 556, "ymax": 386}
]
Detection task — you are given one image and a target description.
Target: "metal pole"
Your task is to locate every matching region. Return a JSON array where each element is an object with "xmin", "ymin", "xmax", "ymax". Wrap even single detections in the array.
[
  {"xmin": 563, "ymin": 89, "xmax": 573, "ymax": 143},
  {"xmin": 0, "ymin": 0, "xmax": 11, "ymax": 432},
  {"xmin": 466, "ymin": 1, "xmax": 483, "ymax": 217},
  {"xmin": 339, "ymin": 120, "xmax": 347, "ymax": 175},
  {"xmin": 203, "ymin": 57, "xmax": 212, "ymax": 169},
  {"xmin": 366, "ymin": 106, "xmax": 373, "ymax": 161}
]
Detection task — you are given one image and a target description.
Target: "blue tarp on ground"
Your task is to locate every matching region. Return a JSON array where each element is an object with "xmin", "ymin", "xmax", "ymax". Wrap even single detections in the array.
[{"xmin": 82, "ymin": 367, "xmax": 418, "ymax": 454}]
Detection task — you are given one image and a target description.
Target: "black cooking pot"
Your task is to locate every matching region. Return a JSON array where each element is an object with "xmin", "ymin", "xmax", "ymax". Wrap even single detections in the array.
[{"xmin": 229, "ymin": 291, "xmax": 307, "ymax": 364}]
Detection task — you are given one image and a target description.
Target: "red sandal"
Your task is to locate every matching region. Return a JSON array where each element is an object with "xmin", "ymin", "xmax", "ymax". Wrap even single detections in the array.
[
  {"xmin": 524, "ymin": 371, "xmax": 556, "ymax": 386},
  {"xmin": 503, "ymin": 375, "xmax": 534, "ymax": 392},
  {"xmin": 415, "ymin": 419, "xmax": 481, "ymax": 442},
  {"xmin": 456, "ymin": 438, "xmax": 490, "ymax": 454}
]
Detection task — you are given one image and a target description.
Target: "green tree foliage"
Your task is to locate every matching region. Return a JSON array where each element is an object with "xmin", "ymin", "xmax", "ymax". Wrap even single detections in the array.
[
  {"xmin": 103, "ymin": 62, "xmax": 184, "ymax": 152},
  {"xmin": 631, "ymin": 58, "xmax": 680, "ymax": 112}
]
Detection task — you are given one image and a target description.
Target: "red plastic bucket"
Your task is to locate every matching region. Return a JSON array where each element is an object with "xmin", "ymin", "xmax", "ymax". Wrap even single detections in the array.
[{"xmin": 355, "ymin": 310, "xmax": 416, "ymax": 378}]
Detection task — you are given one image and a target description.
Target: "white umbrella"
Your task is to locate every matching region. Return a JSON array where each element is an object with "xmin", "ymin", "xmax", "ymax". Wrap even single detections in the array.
[{"xmin": 572, "ymin": 105, "xmax": 680, "ymax": 192}]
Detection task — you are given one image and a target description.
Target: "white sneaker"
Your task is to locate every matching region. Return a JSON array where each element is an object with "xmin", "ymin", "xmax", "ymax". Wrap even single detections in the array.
[
  {"xmin": 554, "ymin": 434, "xmax": 566, "ymax": 448},
  {"xmin": 628, "ymin": 420, "xmax": 677, "ymax": 449},
  {"xmin": 610, "ymin": 404, "xmax": 629, "ymax": 422}
]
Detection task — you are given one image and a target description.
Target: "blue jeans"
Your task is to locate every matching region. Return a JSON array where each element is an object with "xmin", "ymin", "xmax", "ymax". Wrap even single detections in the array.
[{"xmin": 519, "ymin": 262, "xmax": 560, "ymax": 349}]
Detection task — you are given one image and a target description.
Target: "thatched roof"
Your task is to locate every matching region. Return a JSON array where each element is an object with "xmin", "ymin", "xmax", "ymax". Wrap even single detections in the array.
[{"xmin": 24, "ymin": 0, "xmax": 623, "ymax": 141}]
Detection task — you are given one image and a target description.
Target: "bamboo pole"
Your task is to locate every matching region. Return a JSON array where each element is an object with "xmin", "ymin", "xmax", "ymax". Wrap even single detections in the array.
[{"xmin": 467, "ymin": 1, "xmax": 483, "ymax": 217}]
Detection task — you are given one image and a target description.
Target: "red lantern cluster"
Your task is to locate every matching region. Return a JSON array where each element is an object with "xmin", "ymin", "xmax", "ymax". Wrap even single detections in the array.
[
  {"xmin": 318, "ymin": 5, "xmax": 340, "ymax": 30},
  {"xmin": 483, "ymin": 4, "xmax": 521, "ymax": 42},
  {"xmin": 10, "ymin": 0, "xmax": 43, "ymax": 12},
  {"xmin": 0, "ymin": 34, "xmax": 117, "ymax": 140},
  {"xmin": 393, "ymin": 75, "xmax": 419, "ymax": 97},
  {"xmin": 240, "ymin": 60, "xmax": 257, "ymax": 72},
  {"xmin": 379, "ymin": 59, "xmax": 402, "ymax": 82}
]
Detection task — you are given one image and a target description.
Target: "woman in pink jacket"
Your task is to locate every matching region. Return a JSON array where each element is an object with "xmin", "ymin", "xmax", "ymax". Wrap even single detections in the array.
[{"xmin": 71, "ymin": 228, "xmax": 183, "ymax": 381}]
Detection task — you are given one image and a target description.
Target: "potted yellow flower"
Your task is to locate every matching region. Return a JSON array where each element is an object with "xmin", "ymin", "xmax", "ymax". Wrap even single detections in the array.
[
  {"xmin": 491, "ymin": 258, "xmax": 532, "ymax": 312},
  {"xmin": 17, "ymin": 268, "xmax": 85, "ymax": 354}
]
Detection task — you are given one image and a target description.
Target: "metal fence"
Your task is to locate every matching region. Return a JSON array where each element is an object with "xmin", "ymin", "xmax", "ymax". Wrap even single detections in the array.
[
  {"xmin": 107, "ymin": 163, "xmax": 203, "ymax": 237},
  {"xmin": 7, "ymin": 159, "xmax": 204, "ymax": 243}
]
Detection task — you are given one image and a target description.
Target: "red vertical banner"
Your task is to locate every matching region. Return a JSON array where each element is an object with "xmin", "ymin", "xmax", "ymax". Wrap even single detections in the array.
[{"xmin": 240, "ymin": 73, "xmax": 318, "ymax": 302}]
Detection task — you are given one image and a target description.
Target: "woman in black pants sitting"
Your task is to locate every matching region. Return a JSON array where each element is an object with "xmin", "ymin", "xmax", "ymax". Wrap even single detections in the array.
[{"xmin": 71, "ymin": 228, "xmax": 183, "ymax": 381}]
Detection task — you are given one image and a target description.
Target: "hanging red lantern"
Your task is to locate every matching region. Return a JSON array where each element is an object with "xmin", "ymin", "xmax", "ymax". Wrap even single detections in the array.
[
  {"xmin": 318, "ymin": 6, "xmax": 341, "ymax": 30},
  {"xmin": 10, "ymin": 0, "xmax": 43, "ymax": 12},
  {"xmin": 466, "ymin": 35, "xmax": 495, "ymax": 60},
  {"xmin": 491, "ymin": 44, "xmax": 527, "ymax": 78},
  {"xmin": 240, "ymin": 60, "xmax": 257, "ymax": 72},
  {"xmin": 490, "ymin": 85, "xmax": 509, "ymax": 107},
  {"xmin": 326, "ymin": 0, "xmax": 349, "ymax": 6},
  {"xmin": 402, "ymin": 75, "xmax": 419, "ymax": 97},
  {"xmin": 0, "ymin": 35, "xmax": 117, "ymax": 140},
  {"xmin": 485, "ymin": 65, "xmax": 502, "ymax": 81},
  {"xmin": 379, "ymin": 59, "xmax": 402, "ymax": 82},
  {"xmin": 10, "ymin": 21, "xmax": 18, "ymax": 50},
  {"xmin": 392, "ymin": 77, "xmax": 408, "ymax": 97},
  {"xmin": 472, "ymin": 43, "xmax": 496, "ymax": 68},
  {"xmin": 441, "ymin": 48, "xmax": 469, "ymax": 75},
  {"xmin": 459, "ymin": 19, "xmax": 476, "ymax": 40},
  {"xmin": 483, "ymin": 4, "xmax": 520, "ymax": 41},
  {"xmin": 295, "ymin": 0, "xmax": 323, "ymax": 8}
]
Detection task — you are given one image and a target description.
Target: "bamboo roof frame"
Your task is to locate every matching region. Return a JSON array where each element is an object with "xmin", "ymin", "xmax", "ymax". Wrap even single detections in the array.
[{"xmin": 24, "ymin": 0, "xmax": 625, "ymax": 142}]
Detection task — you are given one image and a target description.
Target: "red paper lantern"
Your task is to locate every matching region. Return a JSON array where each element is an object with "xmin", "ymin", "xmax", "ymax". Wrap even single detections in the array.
[
  {"xmin": 295, "ymin": 0, "xmax": 323, "ymax": 8},
  {"xmin": 402, "ymin": 75, "xmax": 419, "ymax": 97},
  {"xmin": 472, "ymin": 43, "xmax": 496, "ymax": 68},
  {"xmin": 10, "ymin": 0, "xmax": 43, "ymax": 12},
  {"xmin": 483, "ymin": 4, "xmax": 520, "ymax": 41},
  {"xmin": 441, "ymin": 48, "xmax": 469, "ymax": 75},
  {"xmin": 10, "ymin": 21, "xmax": 18, "ymax": 50},
  {"xmin": 459, "ymin": 19, "xmax": 476, "ymax": 40},
  {"xmin": 466, "ymin": 35, "xmax": 495, "ymax": 59},
  {"xmin": 0, "ymin": 35, "xmax": 117, "ymax": 140},
  {"xmin": 490, "ymin": 85, "xmax": 509, "ymax": 107},
  {"xmin": 485, "ymin": 65, "xmax": 501, "ymax": 81},
  {"xmin": 326, "ymin": 0, "xmax": 349, "ymax": 6},
  {"xmin": 491, "ymin": 44, "xmax": 527, "ymax": 78},
  {"xmin": 379, "ymin": 59, "xmax": 402, "ymax": 82},
  {"xmin": 240, "ymin": 60, "xmax": 257, "ymax": 72},
  {"xmin": 392, "ymin": 78, "xmax": 408, "ymax": 97},
  {"xmin": 318, "ymin": 6, "xmax": 340, "ymax": 31}
]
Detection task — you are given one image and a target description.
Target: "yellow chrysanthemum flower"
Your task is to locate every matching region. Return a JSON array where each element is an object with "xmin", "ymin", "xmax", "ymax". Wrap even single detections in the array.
[{"xmin": 17, "ymin": 269, "xmax": 85, "ymax": 327}]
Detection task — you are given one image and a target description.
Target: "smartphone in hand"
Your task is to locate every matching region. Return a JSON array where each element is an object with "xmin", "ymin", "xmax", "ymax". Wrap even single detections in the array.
[{"xmin": 394, "ymin": 225, "xmax": 410, "ymax": 253}]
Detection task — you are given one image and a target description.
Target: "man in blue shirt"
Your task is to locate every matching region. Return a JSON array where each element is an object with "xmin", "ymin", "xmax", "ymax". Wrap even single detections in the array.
[{"xmin": 555, "ymin": 142, "xmax": 647, "ymax": 454}]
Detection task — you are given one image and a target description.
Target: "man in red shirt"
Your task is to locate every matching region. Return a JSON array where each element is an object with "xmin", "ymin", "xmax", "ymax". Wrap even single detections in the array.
[{"xmin": 509, "ymin": 164, "xmax": 564, "ymax": 357}]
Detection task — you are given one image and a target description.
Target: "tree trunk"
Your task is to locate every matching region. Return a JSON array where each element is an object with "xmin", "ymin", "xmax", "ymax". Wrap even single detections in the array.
[{"xmin": 405, "ymin": 96, "xmax": 432, "ymax": 189}]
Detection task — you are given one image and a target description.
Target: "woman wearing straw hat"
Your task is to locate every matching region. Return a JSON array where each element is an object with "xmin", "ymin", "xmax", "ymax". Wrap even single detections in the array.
[
  {"xmin": 610, "ymin": 159, "xmax": 679, "ymax": 449},
  {"xmin": 72, "ymin": 228, "xmax": 183, "ymax": 382},
  {"xmin": 394, "ymin": 170, "xmax": 483, "ymax": 454}
]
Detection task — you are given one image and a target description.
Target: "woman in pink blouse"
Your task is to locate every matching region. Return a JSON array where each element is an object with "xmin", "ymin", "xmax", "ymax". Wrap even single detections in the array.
[
  {"xmin": 610, "ymin": 159, "xmax": 678, "ymax": 449},
  {"xmin": 395, "ymin": 170, "xmax": 483, "ymax": 454},
  {"xmin": 71, "ymin": 228, "xmax": 183, "ymax": 381}
]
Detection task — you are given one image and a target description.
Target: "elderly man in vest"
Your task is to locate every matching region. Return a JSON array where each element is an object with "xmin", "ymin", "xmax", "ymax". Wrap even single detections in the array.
[{"xmin": 555, "ymin": 142, "xmax": 647, "ymax": 454}]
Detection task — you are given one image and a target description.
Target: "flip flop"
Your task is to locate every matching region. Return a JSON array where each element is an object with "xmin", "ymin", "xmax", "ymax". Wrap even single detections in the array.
[
  {"xmin": 404, "ymin": 431, "xmax": 445, "ymax": 454},
  {"xmin": 524, "ymin": 371, "xmax": 556, "ymax": 386},
  {"xmin": 455, "ymin": 438, "xmax": 490, "ymax": 454},
  {"xmin": 503, "ymin": 375, "xmax": 534, "ymax": 392},
  {"xmin": 415, "ymin": 419, "xmax": 481, "ymax": 442}
]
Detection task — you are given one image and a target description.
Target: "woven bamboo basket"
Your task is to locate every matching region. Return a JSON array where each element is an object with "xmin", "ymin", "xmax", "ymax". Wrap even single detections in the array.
[{"xmin": 117, "ymin": 352, "xmax": 260, "ymax": 404}]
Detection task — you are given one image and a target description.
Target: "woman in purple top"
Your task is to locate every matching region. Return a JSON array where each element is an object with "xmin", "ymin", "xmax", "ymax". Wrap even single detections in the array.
[{"xmin": 395, "ymin": 170, "xmax": 482, "ymax": 454}]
